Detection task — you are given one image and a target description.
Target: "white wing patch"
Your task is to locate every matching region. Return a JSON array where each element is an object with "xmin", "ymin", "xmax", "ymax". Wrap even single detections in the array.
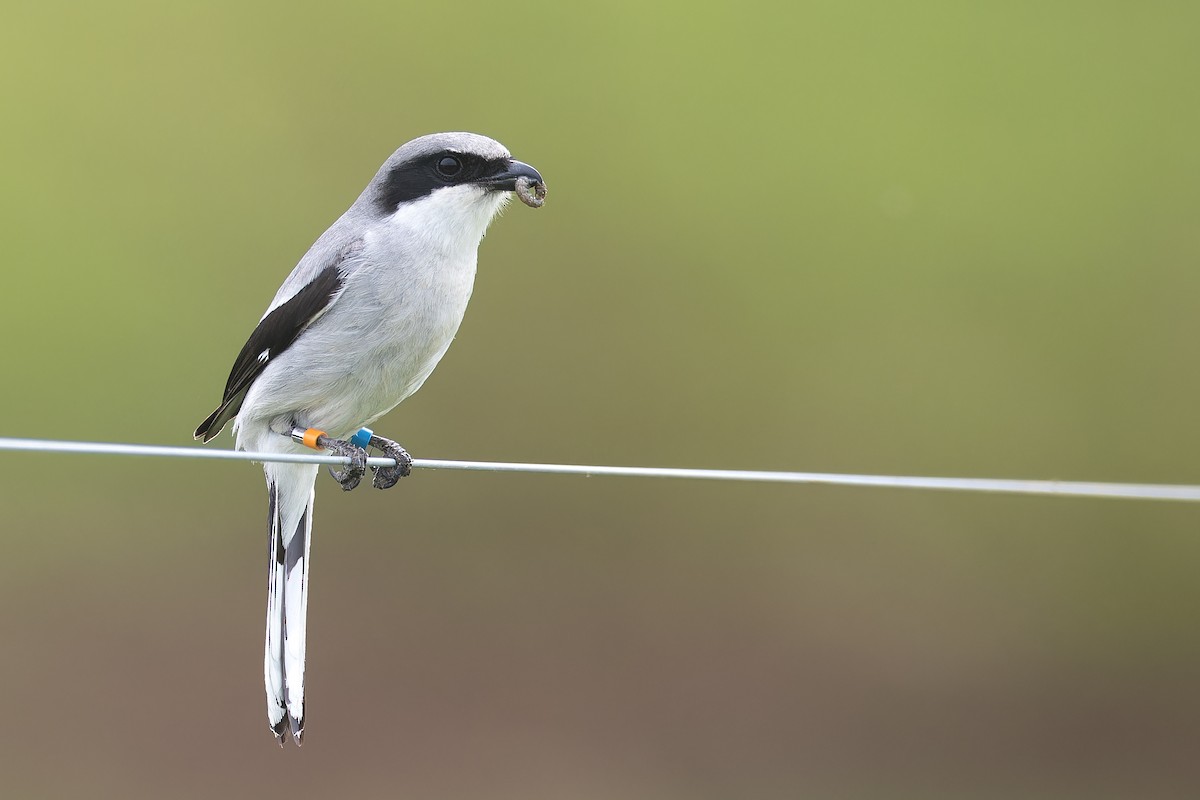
[{"xmin": 257, "ymin": 348, "xmax": 271, "ymax": 364}]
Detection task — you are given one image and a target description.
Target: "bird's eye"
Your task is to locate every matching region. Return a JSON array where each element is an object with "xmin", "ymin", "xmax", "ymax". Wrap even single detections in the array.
[{"xmin": 436, "ymin": 156, "xmax": 462, "ymax": 177}]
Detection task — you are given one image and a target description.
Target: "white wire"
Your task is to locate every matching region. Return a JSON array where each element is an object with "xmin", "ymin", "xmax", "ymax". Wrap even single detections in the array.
[{"xmin": 1, "ymin": 436, "xmax": 1198, "ymax": 502}]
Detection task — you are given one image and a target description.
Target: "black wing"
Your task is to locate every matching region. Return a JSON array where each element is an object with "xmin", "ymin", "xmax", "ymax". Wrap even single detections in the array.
[{"xmin": 194, "ymin": 263, "xmax": 346, "ymax": 443}]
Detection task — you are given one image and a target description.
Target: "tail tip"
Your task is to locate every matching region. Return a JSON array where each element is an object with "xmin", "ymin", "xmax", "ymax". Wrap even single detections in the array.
[{"xmin": 271, "ymin": 716, "xmax": 289, "ymax": 747}]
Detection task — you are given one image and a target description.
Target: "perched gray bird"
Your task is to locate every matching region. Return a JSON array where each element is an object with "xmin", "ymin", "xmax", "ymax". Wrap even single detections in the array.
[{"xmin": 195, "ymin": 132, "xmax": 545, "ymax": 745}]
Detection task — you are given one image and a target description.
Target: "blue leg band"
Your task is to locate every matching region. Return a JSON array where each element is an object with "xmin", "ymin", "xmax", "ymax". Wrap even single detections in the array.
[{"xmin": 349, "ymin": 427, "xmax": 373, "ymax": 449}]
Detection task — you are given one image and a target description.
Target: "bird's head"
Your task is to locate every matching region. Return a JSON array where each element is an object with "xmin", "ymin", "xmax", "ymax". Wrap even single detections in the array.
[{"xmin": 362, "ymin": 132, "xmax": 545, "ymax": 242}]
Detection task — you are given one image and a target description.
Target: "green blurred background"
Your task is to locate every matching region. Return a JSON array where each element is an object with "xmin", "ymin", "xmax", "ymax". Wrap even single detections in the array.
[{"xmin": 2, "ymin": 1, "xmax": 1199, "ymax": 797}]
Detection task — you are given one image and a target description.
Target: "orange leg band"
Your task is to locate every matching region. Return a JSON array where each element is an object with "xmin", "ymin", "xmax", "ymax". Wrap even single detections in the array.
[{"xmin": 301, "ymin": 428, "xmax": 327, "ymax": 450}]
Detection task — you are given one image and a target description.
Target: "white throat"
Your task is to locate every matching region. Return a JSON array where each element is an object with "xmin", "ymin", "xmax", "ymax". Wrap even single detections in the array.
[{"xmin": 382, "ymin": 185, "xmax": 510, "ymax": 258}]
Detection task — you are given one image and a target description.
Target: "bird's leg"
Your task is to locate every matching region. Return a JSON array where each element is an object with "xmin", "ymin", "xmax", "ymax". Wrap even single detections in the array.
[
  {"xmin": 289, "ymin": 428, "xmax": 368, "ymax": 491},
  {"xmin": 367, "ymin": 434, "xmax": 413, "ymax": 490},
  {"xmin": 320, "ymin": 434, "xmax": 369, "ymax": 491}
]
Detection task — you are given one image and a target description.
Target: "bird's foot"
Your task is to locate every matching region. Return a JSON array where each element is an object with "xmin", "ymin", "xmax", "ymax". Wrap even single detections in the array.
[
  {"xmin": 368, "ymin": 434, "xmax": 413, "ymax": 489},
  {"xmin": 290, "ymin": 428, "xmax": 368, "ymax": 491},
  {"xmin": 317, "ymin": 434, "xmax": 368, "ymax": 491}
]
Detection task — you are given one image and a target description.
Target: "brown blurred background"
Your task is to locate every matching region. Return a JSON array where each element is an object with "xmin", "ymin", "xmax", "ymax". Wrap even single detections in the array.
[{"xmin": 2, "ymin": 1, "xmax": 1200, "ymax": 797}]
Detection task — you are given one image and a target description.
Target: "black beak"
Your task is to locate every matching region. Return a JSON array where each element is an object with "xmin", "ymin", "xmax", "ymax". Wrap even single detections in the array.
[{"xmin": 477, "ymin": 159, "xmax": 544, "ymax": 192}]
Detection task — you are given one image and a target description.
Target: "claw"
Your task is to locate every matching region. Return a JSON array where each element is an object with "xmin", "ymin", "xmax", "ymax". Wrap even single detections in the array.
[
  {"xmin": 368, "ymin": 434, "xmax": 413, "ymax": 490},
  {"xmin": 315, "ymin": 434, "xmax": 368, "ymax": 491}
]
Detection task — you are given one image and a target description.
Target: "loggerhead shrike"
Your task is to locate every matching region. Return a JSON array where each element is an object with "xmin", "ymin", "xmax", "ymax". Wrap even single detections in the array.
[{"xmin": 194, "ymin": 132, "xmax": 545, "ymax": 746}]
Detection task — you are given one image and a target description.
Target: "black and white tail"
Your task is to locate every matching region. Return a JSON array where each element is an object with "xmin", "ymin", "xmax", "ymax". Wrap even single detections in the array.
[{"xmin": 264, "ymin": 462, "xmax": 319, "ymax": 745}]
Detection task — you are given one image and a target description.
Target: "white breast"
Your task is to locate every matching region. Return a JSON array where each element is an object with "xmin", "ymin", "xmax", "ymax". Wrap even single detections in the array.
[{"xmin": 236, "ymin": 185, "xmax": 509, "ymax": 444}]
